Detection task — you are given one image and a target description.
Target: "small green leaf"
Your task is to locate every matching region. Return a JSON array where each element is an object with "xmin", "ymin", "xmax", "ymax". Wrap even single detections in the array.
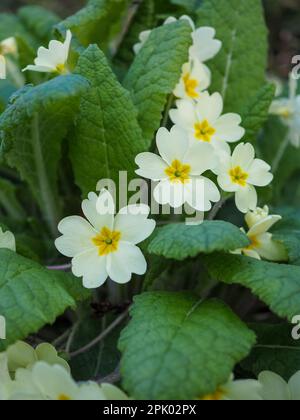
[
  {"xmin": 71, "ymin": 45, "xmax": 146, "ymax": 197},
  {"xmin": 0, "ymin": 249, "xmax": 89, "ymax": 351},
  {"xmin": 148, "ymin": 221, "xmax": 250, "ymax": 261},
  {"xmin": 204, "ymin": 253, "xmax": 300, "ymax": 321},
  {"xmin": 242, "ymin": 323, "xmax": 300, "ymax": 381},
  {"xmin": 119, "ymin": 292, "xmax": 255, "ymax": 400},
  {"xmin": 197, "ymin": 0, "xmax": 268, "ymax": 113},
  {"xmin": 0, "ymin": 75, "xmax": 89, "ymax": 235},
  {"xmin": 124, "ymin": 21, "xmax": 192, "ymax": 147}
]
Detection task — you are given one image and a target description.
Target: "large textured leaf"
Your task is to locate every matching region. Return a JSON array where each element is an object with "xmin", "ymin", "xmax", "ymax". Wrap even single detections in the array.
[
  {"xmin": 0, "ymin": 75, "xmax": 89, "ymax": 235},
  {"xmin": 204, "ymin": 253, "xmax": 300, "ymax": 321},
  {"xmin": 197, "ymin": 0, "xmax": 268, "ymax": 113},
  {"xmin": 148, "ymin": 221, "xmax": 250, "ymax": 261},
  {"xmin": 119, "ymin": 292, "xmax": 255, "ymax": 400},
  {"xmin": 124, "ymin": 21, "xmax": 192, "ymax": 147},
  {"xmin": 72, "ymin": 45, "xmax": 146, "ymax": 197},
  {"xmin": 56, "ymin": 0, "xmax": 128, "ymax": 48},
  {"xmin": 241, "ymin": 323, "xmax": 300, "ymax": 381},
  {"xmin": 0, "ymin": 249, "xmax": 89, "ymax": 351},
  {"xmin": 241, "ymin": 84, "xmax": 275, "ymax": 143}
]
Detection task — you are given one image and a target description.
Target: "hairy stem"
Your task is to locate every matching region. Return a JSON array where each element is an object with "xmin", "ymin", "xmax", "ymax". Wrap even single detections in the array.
[{"xmin": 272, "ymin": 133, "xmax": 290, "ymax": 174}]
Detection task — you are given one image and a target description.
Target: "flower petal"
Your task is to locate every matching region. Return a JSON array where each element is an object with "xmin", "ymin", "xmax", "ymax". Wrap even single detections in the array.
[
  {"xmin": 82, "ymin": 190, "xmax": 114, "ymax": 231},
  {"xmin": 248, "ymin": 159, "xmax": 273, "ymax": 186},
  {"xmin": 55, "ymin": 216, "xmax": 95, "ymax": 257},
  {"xmin": 258, "ymin": 371, "xmax": 290, "ymax": 401},
  {"xmin": 235, "ymin": 185, "xmax": 257, "ymax": 213},
  {"xmin": 154, "ymin": 180, "xmax": 186, "ymax": 208},
  {"xmin": 107, "ymin": 242, "xmax": 147, "ymax": 284},
  {"xmin": 214, "ymin": 113, "xmax": 245, "ymax": 142},
  {"xmin": 156, "ymin": 126, "xmax": 189, "ymax": 165},
  {"xmin": 114, "ymin": 206, "xmax": 156, "ymax": 245},
  {"xmin": 169, "ymin": 99, "xmax": 196, "ymax": 129},
  {"xmin": 135, "ymin": 152, "xmax": 168, "ymax": 180},
  {"xmin": 232, "ymin": 143, "xmax": 255, "ymax": 169},
  {"xmin": 72, "ymin": 248, "xmax": 108, "ymax": 289},
  {"xmin": 184, "ymin": 142, "xmax": 218, "ymax": 175}
]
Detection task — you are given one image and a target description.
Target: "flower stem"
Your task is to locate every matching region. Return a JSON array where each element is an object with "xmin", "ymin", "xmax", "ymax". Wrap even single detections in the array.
[
  {"xmin": 46, "ymin": 263, "xmax": 72, "ymax": 271},
  {"xmin": 272, "ymin": 133, "xmax": 290, "ymax": 174},
  {"xmin": 162, "ymin": 94, "xmax": 175, "ymax": 128}
]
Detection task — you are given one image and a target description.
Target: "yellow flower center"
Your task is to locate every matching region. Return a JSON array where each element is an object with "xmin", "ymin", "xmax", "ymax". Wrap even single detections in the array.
[
  {"xmin": 58, "ymin": 394, "xmax": 71, "ymax": 400},
  {"xmin": 194, "ymin": 120, "xmax": 216, "ymax": 142},
  {"xmin": 55, "ymin": 63, "xmax": 68, "ymax": 74},
  {"xmin": 92, "ymin": 227, "xmax": 121, "ymax": 256},
  {"xmin": 246, "ymin": 235, "xmax": 260, "ymax": 250},
  {"xmin": 229, "ymin": 166, "xmax": 249, "ymax": 187},
  {"xmin": 183, "ymin": 73, "xmax": 199, "ymax": 99},
  {"xmin": 165, "ymin": 159, "xmax": 191, "ymax": 184},
  {"xmin": 201, "ymin": 388, "xmax": 225, "ymax": 401},
  {"xmin": 278, "ymin": 106, "xmax": 293, "ymax": 119}
]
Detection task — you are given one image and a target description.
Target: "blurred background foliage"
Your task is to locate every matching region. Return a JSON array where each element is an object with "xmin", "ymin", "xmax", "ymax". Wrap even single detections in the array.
[{"xmin": 1, "ymin": 0, "xmax": 299, "ymax": 77}]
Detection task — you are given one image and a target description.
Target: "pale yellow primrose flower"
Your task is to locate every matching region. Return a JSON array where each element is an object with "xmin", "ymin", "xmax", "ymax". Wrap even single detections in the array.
[
  {"xmin": 0, "ymin": 37, "xmax": 18, "ymax": 80},
  {"xmin": 9, "ymin": 362, "xmax": 129, "ymax": 401},
  {"xmin": 55, "ymin": 189, "xmax": 156, "ymax": 288},
  {"xmin": 214, "ymin": 143, "xmax": 273, "ymax": 213},
  {"xmin": 173, "ymin": 58, "xmax": 211, "ymax": 101},
  {"xmin": 232, "ymin": 206, "xmax": 288, "ymax": 261},
  {"xmin": 170, "ymin": 92, "xmax": 245, "ymax": 153},
  {"xmin": 135, "ymin": 125, "xmax": 220, "ymax": 211},
  {"xmin": 23, "ymin": 30, "xmax": 72, "ymax": 74},
  {"xmin": 200, "ymin": 375, "xmax": 262, "ymax": 401},
  {"xmin": 0, "ymin": 227, "xmax": 16, "ymax": 251},
  {"xmin": 6, "ymin": 341, "xmax": 70, "ymax": 376},
  {"xmin": 258, "ymin": 371, "xmax": 300, "ymax": 401},
  {"xmin": 0, "ymin": 354, "xmax": 14, "ymax": 400},
  {"xmin": 133, "ymin": 15, "xmax": 221, "ymax": 63},
  {"xmin": 269, "ymin": 73, "xmax": 300, "ymax": 148}
]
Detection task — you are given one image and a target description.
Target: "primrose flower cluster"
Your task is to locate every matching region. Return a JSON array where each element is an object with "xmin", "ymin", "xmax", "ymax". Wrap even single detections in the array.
[
  {"xmin": 134, "ymin": 16, "xmax": 274, "ymax": 214},
  {"xmin": 0, "ymin": 341, "xmax": 128, "ymax": 401}
]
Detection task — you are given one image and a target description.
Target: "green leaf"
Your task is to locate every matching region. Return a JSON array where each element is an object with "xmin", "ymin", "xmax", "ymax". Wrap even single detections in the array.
[
  {"xmin": 115, "ymin": 0, "xmax": 156, "ymax": 71},
  {"xmin": 70, "ymin": 311, "xmax": 124, "ymax": 381},
  {"xmin": 56, "ymin": 0, "xmax": 128, "ymax": 49},
  {"xmin": 0, "ymin": 75, "xmax": 89, "ymax": 235},
  {"xmin": 18, "ymin": 6, "xmax": 60, "ymax": 44},
  {"xmin": 71, "ymin": 45, "xmax": 146, "ymax": 197},
  {"xmin": 241, "ymin": 84, "xmax": 275, "ymax": 143},
  {"xmin": 171, "ymin": 0, "xmax": 203, "ymax": 13},
  {"xmin": 0, "ymin": 249, "xmax": 89, "ymax": 351},
  {"xmin": 203, "ymin": 253, "xmax": 300, "ymax": 321},
  {"xmin": 148, "ymin": 221, "xmax": 250, "ymax": 261},
  {"xmin": 272, "ymin": 207, "xmax": 300, "ymax": 266},
  {"xmin": 119, "ymin": 292, "xmax": 255, "ymax": 400},
  {"xmin": 124, "ymin": 21, "xmax": 192, "ymax": 147},
  {"xmin": 241, "ymin": 323, "xmax": 300, "ymax": 381},
  {"xmin": 0, "ymin": 178, "xmax": 25, "ymax": 221},
  {"xmin": 197, "ymin": 0, "xmax": 268, "ymax": 113}
]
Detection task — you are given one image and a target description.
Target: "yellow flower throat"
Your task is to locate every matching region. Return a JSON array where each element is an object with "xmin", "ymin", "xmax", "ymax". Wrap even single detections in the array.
[
  {"xmin": 92, "ymin": 227, "xmax": 121, "ymax": 256},
  {"xmin": 229, "ymin": 166, "xmax": 249, "ymax": 187},
  {"xmin": 165, "ymin": 159, "xmax": 191, "ymax": 184},
  {"xmin": 194, "ymin": 120, "xmax": 216, "ymax": 142},
  {"xmin": 183, "ymin": 73, "xmax": 199, "ymax": 99}
]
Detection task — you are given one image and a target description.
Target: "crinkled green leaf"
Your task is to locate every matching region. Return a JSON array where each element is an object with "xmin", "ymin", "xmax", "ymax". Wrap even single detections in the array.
[
  {"xmin": 197, "ymin": 0, "xmax": 268, "ymax": 113},
  {"xmin": 124, "ymin": 21, "xmax": 192, "ymax": 147},
  {"xmin": 148, "ymin": 221, "xmax": 250, "ymax": 261},
  {"xmin": 0, "ymin": 249, "xmax": 89, "ymax": 351},
  {"xmin": 241, "ymin": 323, "xmax": 300, "ymax": 381},
  {"xmin": 241, "ymin": 84, "xmax": 275, "ymax": 143},
  {"xmin": 119, "ymin": 292, "xmax": 255, "ymax": 400},
  {"xmin": 72, "ymin": 45, "xmax": 146, "ymax": 197},
  {"xmin": 0, "ymin": 75, "xmax": 89, "ymax": 234},
  {"xmin": 204, "ymin": 253, "xmax": 300, "ymax": 321},
  {"xmin": 56, "ymin": 0, "xmax": 128, "ymax": 49}
]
